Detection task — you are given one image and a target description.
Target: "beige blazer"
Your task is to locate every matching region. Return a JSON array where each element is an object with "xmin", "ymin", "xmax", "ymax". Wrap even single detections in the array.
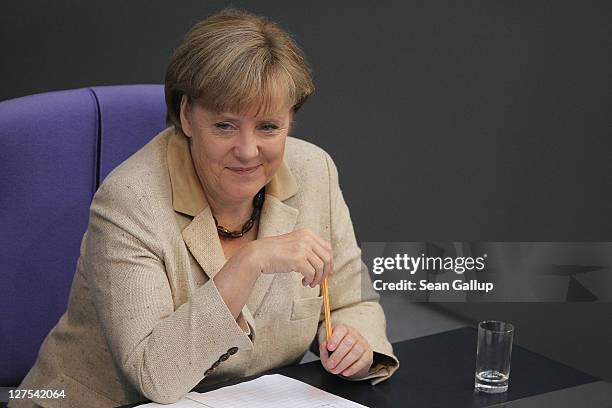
[{"xmin": 11, "ymin": 128, "xmax": 399, "ymax": 408}]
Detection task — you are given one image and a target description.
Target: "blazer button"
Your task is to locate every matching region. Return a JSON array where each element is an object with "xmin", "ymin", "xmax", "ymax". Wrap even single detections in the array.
[
  {"xmin": 211, "ymin": 360, "xmax": 221, "ymax": 369},
  {"xmin": 219, "ymin": 353, "xmax": 230, "ymax": 362},
  {"xmin": 228, "ymin": 347, "xmax": 239, "ymax": 355},
  {"xmin": 204, "ymin": 368, "xmax": 213, "ymax": 376}
]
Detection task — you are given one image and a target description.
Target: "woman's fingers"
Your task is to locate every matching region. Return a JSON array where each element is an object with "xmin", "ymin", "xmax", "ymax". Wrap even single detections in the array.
[
  {"xmin": 321, "ymin": 325, "xmax": 374, "ymax": 378},
  {"xmin": 327, "ymin": 324, "xmax": 348, "ymax": 352},
  {"xmin": 340, "ymin": 350, "xmax": 372, "ymax": 377},
  {"xmin": 300, "ymin": 259, "xmax": 316, "ymax": 286},
  {"xmin": 306, "ymin": 251, "xmax": 325, "ymax": 287},
  {"xmin": 324, "ymin": 326, "xmax": 352, "ymax": 370},
  {"xmin": 310, "ymin": 241, "xmax": 333, "ymax": 281},
  {"xmin": 331, "ymin": 342, "xmax": 363, "ymax": 374},
  {"xmin": 252, "ymin": 228, "xmax": 333, "ymax": 284},
  {"xmin": 319, "ymin": 340, "xmax": 330, "ymax": 364},
  {"xmin": 297, "ymin": 230, "xmax": 331, "ymax": 287}
]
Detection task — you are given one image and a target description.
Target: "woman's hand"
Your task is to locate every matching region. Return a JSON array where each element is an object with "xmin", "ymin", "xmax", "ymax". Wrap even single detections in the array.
[
  {"xmin": 319, "ymin": 324, "xmax": 374, "ymax": 379},
  {"xmin": 215, "ymin": 228, "xmax": 332, "ymax": 320},
  {"xmin": 244, "ymin": 228, "xmax": 333, "ymax": 288}
]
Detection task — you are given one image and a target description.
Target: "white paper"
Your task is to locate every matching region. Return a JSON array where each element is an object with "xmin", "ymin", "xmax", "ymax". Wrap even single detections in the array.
[
  {"xmin": 137, "ymin": 374, "xmax": 368, "ymax": 408},
  {"xmin": 136, "ymin": 398, "xmax": 205, "ymax": 407}
]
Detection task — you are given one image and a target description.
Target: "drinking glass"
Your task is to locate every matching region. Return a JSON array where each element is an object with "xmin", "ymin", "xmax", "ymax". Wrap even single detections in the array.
[{"xmin": 475, "ymin": 320, "xmax": 514, "ymax": 393}]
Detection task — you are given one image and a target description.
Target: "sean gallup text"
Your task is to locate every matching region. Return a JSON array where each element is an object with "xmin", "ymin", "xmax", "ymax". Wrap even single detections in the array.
[{"xmin": 373, "ymin": 279, "xmax": 494, "ymax": 293}]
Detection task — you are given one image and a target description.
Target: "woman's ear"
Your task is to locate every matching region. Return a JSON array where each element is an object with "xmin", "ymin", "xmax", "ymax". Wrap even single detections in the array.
[{"xmin": 179, "ymin": 95, "xmax": 193, "ymax": 138}]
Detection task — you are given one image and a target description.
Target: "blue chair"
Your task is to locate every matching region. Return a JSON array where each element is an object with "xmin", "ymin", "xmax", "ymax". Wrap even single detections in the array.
[{"xmin": 0, "ymin": 84, "xmax": 167, "ymax": 386}]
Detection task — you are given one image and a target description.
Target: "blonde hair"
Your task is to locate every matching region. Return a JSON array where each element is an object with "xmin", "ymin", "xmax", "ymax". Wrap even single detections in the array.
[{"xmin": 165, "ymin": 8, "xmax": 314, "ymax": 130}]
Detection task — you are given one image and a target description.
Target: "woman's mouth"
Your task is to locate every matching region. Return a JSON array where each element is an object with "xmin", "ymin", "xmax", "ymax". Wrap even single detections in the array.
[{"xmin": 227, "ymin": 165, "xmax": 261, "ymax": 175}]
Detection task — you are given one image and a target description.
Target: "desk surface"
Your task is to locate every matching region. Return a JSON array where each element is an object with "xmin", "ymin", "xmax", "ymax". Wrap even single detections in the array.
[{"xmin": 120, "ymin": 327, "xmax": 596, "ymax": 408}]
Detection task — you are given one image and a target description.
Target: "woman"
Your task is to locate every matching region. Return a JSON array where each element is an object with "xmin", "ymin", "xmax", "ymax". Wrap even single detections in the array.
[{"xmin": 11, "ymin": 8, "xmax": 398, "ymax": 407}]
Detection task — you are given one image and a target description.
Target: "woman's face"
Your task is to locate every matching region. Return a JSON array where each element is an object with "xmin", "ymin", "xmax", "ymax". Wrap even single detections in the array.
[{"xmin": 180, "ymin": 97, "xmax": 292, "ymax": 206}]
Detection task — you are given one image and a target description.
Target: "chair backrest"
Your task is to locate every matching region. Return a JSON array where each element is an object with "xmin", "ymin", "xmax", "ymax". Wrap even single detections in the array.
[
  {"xmin": 91, "ymin": 85, "xmax": 167, "ymax": 182},
  {"xmin": 0, "ymin": 84, "xmax": 166, "ymax": 386}
]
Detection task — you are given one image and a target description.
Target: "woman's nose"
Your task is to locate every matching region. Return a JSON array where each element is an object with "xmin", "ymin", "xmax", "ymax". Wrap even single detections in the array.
[{"xmin": 233, "ymin": 129, "xmax": 259, "ymax": 160}]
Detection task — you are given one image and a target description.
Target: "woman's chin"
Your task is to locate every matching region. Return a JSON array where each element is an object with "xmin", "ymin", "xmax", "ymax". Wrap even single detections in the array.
[{"xmin": 224, "ymin": 181, "xmax": 265, "ymax": 202}]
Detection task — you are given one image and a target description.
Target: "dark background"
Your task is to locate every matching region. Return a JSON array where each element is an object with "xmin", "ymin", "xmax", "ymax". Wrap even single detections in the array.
[{"xmin": 2, "ymin": 0, "xmax": 611, "ymax": 381}]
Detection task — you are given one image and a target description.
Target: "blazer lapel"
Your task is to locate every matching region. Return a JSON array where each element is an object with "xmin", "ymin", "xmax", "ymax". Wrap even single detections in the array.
[
  {"xmin": 247, "ymin": 194, "xmax": 299, "ymax": 315},
  {"xmin": 182, "ymin": 208, "xmax": 259, "ymax": 334},
  {"xmin": 182, "ymin": 206, "xmax": 226, "ymax": 281}
]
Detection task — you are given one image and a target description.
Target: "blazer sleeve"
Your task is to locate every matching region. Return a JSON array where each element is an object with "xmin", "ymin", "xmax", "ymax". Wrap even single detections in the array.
[
  {"xmin": 316, "ymin": 152, "xmax": 400, "ymax": 385},
  {"xmin": 83, "ymin": 180, "xmax": 253, "ymax": 404}
]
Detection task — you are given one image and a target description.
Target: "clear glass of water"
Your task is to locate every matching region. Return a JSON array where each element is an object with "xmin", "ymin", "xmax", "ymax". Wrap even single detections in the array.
[{"xmin": 475, "ymin": 320, "xmax": 514, "ymax": 393}]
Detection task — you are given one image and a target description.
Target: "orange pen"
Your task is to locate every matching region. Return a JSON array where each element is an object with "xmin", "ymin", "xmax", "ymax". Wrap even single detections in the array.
[{"xmin": 322, "ymin": 278, "xmax": 332, "ymax": 341}]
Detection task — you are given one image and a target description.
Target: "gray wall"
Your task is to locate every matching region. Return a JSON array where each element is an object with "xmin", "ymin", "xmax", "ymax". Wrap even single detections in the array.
[
  {"xmin": 2, "ymin": 0, "xmax": 611, "ymax": 379},
  {"xmin": 2, "ymin": 1, "xmax": 611, "ymax": 240}
]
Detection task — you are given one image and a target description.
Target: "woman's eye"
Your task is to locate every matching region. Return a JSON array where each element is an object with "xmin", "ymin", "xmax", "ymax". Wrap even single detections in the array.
[
  {"xmin": 214, "ymin": 123, "xmax": 233, "ymax": 131},
  {"xmin": 261, "ymin": 124, "xmax": 279, "ymax": 132}
]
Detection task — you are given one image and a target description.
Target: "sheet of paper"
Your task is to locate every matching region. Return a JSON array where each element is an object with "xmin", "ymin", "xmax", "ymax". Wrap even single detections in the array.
[
  {"xmin": 136, "ymin": 398, "xmax": 206, "ymax": 407},
  {"xmin": 186, "ymin": 374, "xmax": 368, "ymax": 408},
  {"xmin": 136, "ymin": 374, "xmax": 368, "ymax": 408}
]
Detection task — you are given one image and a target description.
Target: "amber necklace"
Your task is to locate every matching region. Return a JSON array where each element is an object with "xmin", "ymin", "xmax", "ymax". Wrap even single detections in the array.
[{"xmin": 212, "ymin": 187, "xmax": 265, "ymax": 240}]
